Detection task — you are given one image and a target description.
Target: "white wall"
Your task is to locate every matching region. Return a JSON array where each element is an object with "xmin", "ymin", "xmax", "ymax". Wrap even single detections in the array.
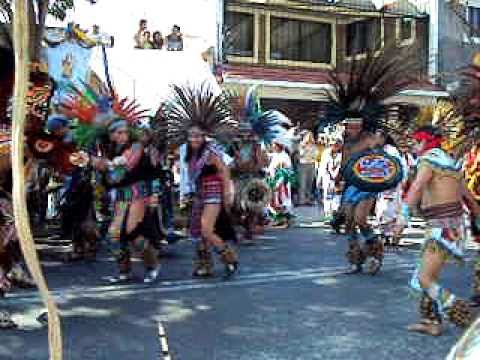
[{"xmin": 46, "ymin": 0, "xmax": 220, "ymax": 112}]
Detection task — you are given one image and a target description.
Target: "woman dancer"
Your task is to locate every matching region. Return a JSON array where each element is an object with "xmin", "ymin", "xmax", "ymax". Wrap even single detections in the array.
[{"xmin": 161, "ymin": 84, "xmax": 239, "ymax": 278}]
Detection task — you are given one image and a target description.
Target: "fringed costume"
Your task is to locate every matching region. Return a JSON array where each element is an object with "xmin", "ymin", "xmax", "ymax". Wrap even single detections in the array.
[
  {"xmin": 454, "ymin": 62, "xmax": 480, "ymax": 307},
  {"xmin": 406, "ymin": 144, "xmax": 474, "ymax": 331},
  {"xmin": 0, "ymin": 64, "xmax": 55, "ymax": 328},
  {"xmin": 160, "ymin": 84, "xmax": 239, "ymax": 278},
  {"xmin": 399, "ymin": 86, "xmax": 480, "ymax": 332},
  {"xmin": 60, "ymin": 83, "xmax": 160, "ymax": 283},
  {"xmin": 230, "ymin": 86, "xmax": 290, "ymax": 238},
  {"xmin": 317, "ymin": 45, "xmax": 419, "ymax": 274}
]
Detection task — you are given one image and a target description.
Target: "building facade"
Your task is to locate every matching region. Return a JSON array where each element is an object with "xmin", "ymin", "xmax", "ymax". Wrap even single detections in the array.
[
  {"xmin": 421, "ymin": 0, "xmax": 480, "ymax": 89},
  {"xmin": 219, "ymin": 0, "xmax": 446, "ymax": 127}
]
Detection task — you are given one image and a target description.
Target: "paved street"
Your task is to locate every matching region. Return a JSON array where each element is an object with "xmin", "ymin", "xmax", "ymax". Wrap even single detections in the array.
[{"xmin": 0, "ymin": 207, "xmax": 477, "ymax": 360}]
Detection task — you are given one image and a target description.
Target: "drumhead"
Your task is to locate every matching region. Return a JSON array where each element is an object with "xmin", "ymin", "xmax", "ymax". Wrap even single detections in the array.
[{"xmin": 342, "ymin": 150, "xmax": 403, "ymax": 192}]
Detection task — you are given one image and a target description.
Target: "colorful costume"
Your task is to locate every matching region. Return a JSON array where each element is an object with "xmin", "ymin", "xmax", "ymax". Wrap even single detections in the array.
[
  {"xmin": 464, "ymin": 145, "xmax": 480, "ymax": 305},
  {"xmin": 59, "ymin": 82, "xmax": 160, "ymax": 283},
  {"xmin": 267, "ymin": 143, "xmax": 295, "ymax": 226},
  {"xmin": 316, "ymin": 45, "xmax": 418, "ymax": 274},
  {"xmin": 408, "ymin": 147, "xmax": 473, "ymax": 328},
  {"xmin": 230, "ymin": 86, "xmax": 290, "ymax": 236},
  {"xmin": 160, "ymin": 84, "xmax": 240, "ymax": 278}
]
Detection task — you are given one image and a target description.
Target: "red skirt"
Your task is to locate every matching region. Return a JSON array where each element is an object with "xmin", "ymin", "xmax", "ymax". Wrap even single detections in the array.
[{"xmin": 190, "ymin": 175, "xmax": 223, "ymax": 240}]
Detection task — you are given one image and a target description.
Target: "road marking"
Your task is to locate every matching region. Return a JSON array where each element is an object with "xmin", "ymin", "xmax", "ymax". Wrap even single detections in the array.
[
  {"xmin": 158, "ymin": 321, "xmax": 172, "ymax": 360},
  {"xmin": 9, "ymin": 261, "xmax": 417, "ymax": 305}
]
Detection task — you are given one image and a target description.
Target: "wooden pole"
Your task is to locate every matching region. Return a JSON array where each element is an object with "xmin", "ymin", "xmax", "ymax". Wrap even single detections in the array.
[{"xmin": 12, "ymin": 1, "xmax": 63, "ymax": 359}]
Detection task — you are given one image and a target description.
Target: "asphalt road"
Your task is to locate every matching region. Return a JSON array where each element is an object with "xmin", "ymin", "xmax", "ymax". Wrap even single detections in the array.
[{"xmin": 0, "ymin": 207, "xmax": 477, "ymax": 360}]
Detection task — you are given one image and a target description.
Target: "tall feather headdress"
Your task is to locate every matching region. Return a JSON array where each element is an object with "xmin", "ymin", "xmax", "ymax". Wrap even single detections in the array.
[
  {"xmin": 451, "ymin": 62, "xmax": 480, "ymax": 145},
  {"xmin": 59, "ymin": 82, "xmax": 149, "ymax": 147},
  {"xmin": 409, "ymin": 101, "xmax": 463, "ymax": 155},
  {"xmin": 160, "ymin": 83, "xmax": 239, "ymax": 144},
  {"xmin": 234, "ymin": 86, "xmax": 292, "ymax": 145},
  {"xmin": 318, "ymin": 44, "xmax": 422, "ymax": 135}
]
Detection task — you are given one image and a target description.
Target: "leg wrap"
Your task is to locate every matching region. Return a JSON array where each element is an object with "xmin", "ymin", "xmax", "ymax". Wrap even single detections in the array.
[
  {"xmin": 117, "ymin": 249, "xmax": 131, "ymax": 274},
  {"xmin": 366, "ymin": 240, "xmax": 384, "ymax": 262},
  {"xmin": 218, "ymin": 244, "xmax": 238, "ymax": 277},
  {"xmin": 193, "ymin": 243, "xmax": 213, "ymax": 277},
  {"xmin": 106, "ymin": 229, "xmax": 131, "ymax": 273},
  {"xmin": 446, "ymin": 299, "xmax": 473, "ymax": 328},
  {"xmin": 419, "ymin": 294, "xmax": 442, "ymax": 324},
  {"xmin": 472, "ymin": 253, "xmax": 480, "ymax": 298},
  {"xmin": 219, "ymin": 245, "xmax": 238, "ymax": 265},
  {"xmin": 346, "ymin": 241, "xmax": 365, "ymax": 266},
  {"xmin": 423, "ymin": 283, "xmax": 473, "ymax": 327}
]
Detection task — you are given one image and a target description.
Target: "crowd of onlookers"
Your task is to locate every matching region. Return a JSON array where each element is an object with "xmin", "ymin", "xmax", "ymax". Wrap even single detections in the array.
[{"xmin": 134, "ymin": 19, "xmax": 183, "ymax": 51}]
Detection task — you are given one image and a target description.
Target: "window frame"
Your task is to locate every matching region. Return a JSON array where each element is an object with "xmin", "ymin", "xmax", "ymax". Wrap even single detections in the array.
[
  {"xmin": 224, "ymin": 6, "xmax": 260, "ymax": 64},
  {"xmin": 344, "ymin": 17, "xmax": 385, "ymax": 61},
  {"xmin": 396, "ymin": 17, "xmax": 416, "ymax": 46},
  {"xmin": 468, "ymin": 5, "xmax": 480, "ymax": 35},
  {"xmin": 265, "ymin": 11, "xmax": 336, "ymax": 69}
]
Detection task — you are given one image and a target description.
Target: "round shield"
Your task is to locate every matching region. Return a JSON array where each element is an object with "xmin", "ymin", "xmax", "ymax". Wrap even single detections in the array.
[{"xmin": 342, "ymin": 150, "xmax": 403, "ymax": 192}]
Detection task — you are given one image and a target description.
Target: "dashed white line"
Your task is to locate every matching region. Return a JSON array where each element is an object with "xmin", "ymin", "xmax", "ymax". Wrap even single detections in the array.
[{"xmin": 158, "ymin": 321, "xmax": 172, "ymax": 360}]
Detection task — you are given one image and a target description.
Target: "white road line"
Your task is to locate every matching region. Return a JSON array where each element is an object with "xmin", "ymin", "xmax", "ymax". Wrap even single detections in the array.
[
  {"xmin": 158, "ymin": 321, "xmax": 172, "ymax": 360},
  {"xmin": 9, "ymin": 261, "xmax": 417, "ymax": 305}
]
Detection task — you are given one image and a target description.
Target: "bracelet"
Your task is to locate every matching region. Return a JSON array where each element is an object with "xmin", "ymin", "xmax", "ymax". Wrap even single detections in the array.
[{"xmin": 401, "ymin": 203, "xmax": 410, "ymax": 221}]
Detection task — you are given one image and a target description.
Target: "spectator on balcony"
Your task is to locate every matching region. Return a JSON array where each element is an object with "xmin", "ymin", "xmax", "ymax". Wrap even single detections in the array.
[
  {"xmin": 134, "ymin": 19, "xmax": 148, "ymax": 49},
  {"xmin": 152, "ymin": 31, "xmax": 164, "ymax": 50},
  {"xmin": 142, "ymin": 31, "xmax": 154, "ymax": 49},
  {"xmin": 166, "ymin": 25, "xmax": 183, "ymax": 51}
]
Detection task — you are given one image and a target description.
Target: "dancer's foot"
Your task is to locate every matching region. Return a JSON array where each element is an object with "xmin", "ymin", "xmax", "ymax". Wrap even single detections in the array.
[
  {"xmin": 0, "ymin": 311, "xmax": 17, "ymax": 329},
  {"xmin": 36, "ymin": 312, "xmax": 48, "ymax": 327},
  {"xmin": 365, "ymin": 256, "xmax": 382, "ymax": 276},
  {"xmin": 345, "ymin": 264, "xmax": 363, "ymax": 274},
  {"xmin": 144, "ymin": 265, "xmax": 161, "ymax": 284},
  {"xmin": 192, "ymin": 266, "xmax": 214, "ymax": 278},
  {"xmin": 407, "ymin": 321, "xmax": 442, "ymax": 336},
  {"xmin": 7, "ymin": 266, "xmax": 35, "ymax": 288},
  {"xmin": 106, "ymin": 272, "xmax": 132, "ymax": 284},
  {"xmin": 219, "ymin": 246, "xmax": 239, "ymax": 279}
]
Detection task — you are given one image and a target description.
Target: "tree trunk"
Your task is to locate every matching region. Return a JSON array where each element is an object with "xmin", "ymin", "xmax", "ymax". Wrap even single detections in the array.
[{"xmin": 12, "ymin": 0, "xmax": 63, "ymax": 359}]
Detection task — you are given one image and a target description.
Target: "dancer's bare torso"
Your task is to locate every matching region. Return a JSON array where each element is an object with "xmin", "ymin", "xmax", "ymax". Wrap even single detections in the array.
[{"xmin": 420, "ymin": 172, "xmax": 461, "ymax": 210}]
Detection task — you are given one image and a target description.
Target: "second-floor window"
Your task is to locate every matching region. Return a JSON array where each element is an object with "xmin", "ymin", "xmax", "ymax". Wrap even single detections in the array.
[
  {"xmin": 468, "ymin": 6, "xmax": 480, "ymax": 33},
  {"xmin": 269, "ymin": 16, "xmax": 332, "ymax": 64},
  {"xmin": 224, "ymin": 11, "xmax": 255, "ymax": 57},
  {"xmin": 346, "ymin": 18, "xmax": 381, "ymax": 57},
  {"xmin": 400, "ymin": 18, "xmax": 414, "ymax": 41}
]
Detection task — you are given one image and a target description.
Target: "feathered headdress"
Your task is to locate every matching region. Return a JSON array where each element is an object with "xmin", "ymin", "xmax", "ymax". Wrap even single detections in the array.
[
  {"xmin": 404, "ymin": 100, "xmax": 466, "ymax": 156},
  {"xmin": 160, "ymin": 83, "xmax": 239, "ymax": 144},
  {"xmin": 232, "ymin": 86, "xmax": 291, "ymax": 145},
  {"xmin": 318, "ymin": 44, "xmax": 421, "ymax": 135},
  {"xmin": 59, "ymin": 82, "xmax": 149, "ymax": 147},
  {"xmin": 451, "ymin": 62, "xmax": 480, "ymax": 144}
]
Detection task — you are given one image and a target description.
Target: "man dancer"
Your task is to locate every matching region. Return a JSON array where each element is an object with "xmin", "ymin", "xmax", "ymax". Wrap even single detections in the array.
[
  {"xmin": 341, "ymin": 128, "xmax": 389, "ymax": 274},
  {"xmin": 464, "ymin": 144, "xmax": 480, "ymax": 306},
  {"xmin": 397, "ymin": 126, "xmax": 478, "ymax": 335}
]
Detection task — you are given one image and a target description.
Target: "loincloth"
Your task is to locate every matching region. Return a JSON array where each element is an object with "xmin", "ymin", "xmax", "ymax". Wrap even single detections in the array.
[{"xmin": 421, "ymin": 202, "xmax": 465, "ymax": 262}]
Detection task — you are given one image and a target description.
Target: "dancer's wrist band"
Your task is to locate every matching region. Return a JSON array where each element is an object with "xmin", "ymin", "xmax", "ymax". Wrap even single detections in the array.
[{"xmin": 401, "ymin": 203, "xmax": 410, "ymax": 221}]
